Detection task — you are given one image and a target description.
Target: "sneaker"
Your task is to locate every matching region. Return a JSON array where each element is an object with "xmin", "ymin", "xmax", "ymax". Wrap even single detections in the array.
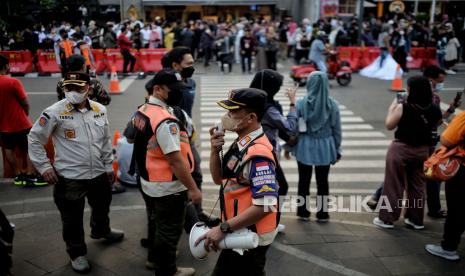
[
  {"xmin": 298, "ymin": 216, "xmax": 310, "ymax": 222},
  {"xmin": 317, "ymin": 218, "xmax": 330, "ymax": 223},
  {"xmin": 317, "ymin": 213, "xmax": 330, "ymax": 223},
  {"xmin": 373, "ymin": 217, "xmax": 394, "ymax": 229},
  {"xmin": 366, "ymin": 198, "xmax": 378, "ymax": 210},
  {"xmin": 14, "ymin": 174, "xmax": 25, "ymax": 186},
  {"xmin": 404, "ymin": 218, "xmax": 424, "ymax": 230},
  {"xmin": 174, "ymin": 267, "xmax": 195, "ymax": 276},
  {"xmin": 23, "ymin": 175, "xmax": 38, "ymax": 187},
  {"xmin": 111, "ymin": 182, "xmax": 126, "ymax": 194},
  {"xmin": 91, "ymin": 228, "xmax": 124, "ymax": 242},
  {"xmin": 277, "ymin": 224, "xmax": 286, "ymax": 233},
  {"xmin": 71, "ymin": 256, "xmax": 91, "ymax": 273},
  {"xmin": 427, "ymin": 210, "xmax": 447, "ymax": 219},
  {"xmin": 33, "ymin": 175, "xmax": 48, "ymax": 186},
  {"xmin": 425, "ymin": 244, "xmax": 460, "ymax": 261},
  {"xmin": 446, "ymin": 69, "xmax": 457, "ymax": 75}
]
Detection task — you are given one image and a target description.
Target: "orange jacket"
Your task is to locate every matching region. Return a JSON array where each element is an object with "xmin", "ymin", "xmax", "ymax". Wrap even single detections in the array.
[
  {"xmin": 138, "ymin": 104, "xmax": 194, "ymax": 182},
  {"xmin": 222, "ymin": 135, "xmax": 278, "ymax": 235}
]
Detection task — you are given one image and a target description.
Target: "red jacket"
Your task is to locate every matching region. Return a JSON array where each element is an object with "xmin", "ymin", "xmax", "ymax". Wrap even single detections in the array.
[{"xmin": 118, "ymin": 33, "xmax": 133, "ymax": 51}]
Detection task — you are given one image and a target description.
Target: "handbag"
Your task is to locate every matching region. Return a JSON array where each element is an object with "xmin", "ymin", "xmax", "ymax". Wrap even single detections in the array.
[{"xmin": 424, "ymin": 145, "xmax": 465, "ymax": 181}]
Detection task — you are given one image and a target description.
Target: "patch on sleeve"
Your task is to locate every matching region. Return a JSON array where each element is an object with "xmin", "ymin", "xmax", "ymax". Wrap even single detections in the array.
[
  {"xmin": 39, "ymin": 116, "xmax": 48, "ymax": 127},
  {"xmin": 169, "ymin": 123, "xmax": 179, "ymax": 135},
  {"xmin": 64, "ymin": 129, "xmax": 76, "ymax": 139},
  {"xmin": 250, "ymin": 158, "xmax": 278, "ymax": 199}
]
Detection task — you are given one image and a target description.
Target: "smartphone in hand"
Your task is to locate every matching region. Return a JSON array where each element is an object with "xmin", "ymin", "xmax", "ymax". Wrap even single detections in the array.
[{"xmin": 396, "ymin": 91, "xmax": 407, "ymax": 104}]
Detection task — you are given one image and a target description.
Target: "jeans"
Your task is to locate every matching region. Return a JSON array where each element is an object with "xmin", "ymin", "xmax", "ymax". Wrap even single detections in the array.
[
  {"xmin": 296, "ymin": 162, "xmax": 330, "ymax": 219},
  {"xmin": 379, "ymin": 48, "xmax": 389, "ymax": 68},
  {"xmin": 53, "ymin": 173, "xmax": 112, "ymax": 259},
  {"xmin": 241, "ymin": 55, "xmax": 252, "ymax": 73}
]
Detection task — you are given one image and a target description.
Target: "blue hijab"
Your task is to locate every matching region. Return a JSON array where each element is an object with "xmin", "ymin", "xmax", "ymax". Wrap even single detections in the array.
[{"xmin": 299, "ymin": 71, "xmax": 333, "ymax": 132}]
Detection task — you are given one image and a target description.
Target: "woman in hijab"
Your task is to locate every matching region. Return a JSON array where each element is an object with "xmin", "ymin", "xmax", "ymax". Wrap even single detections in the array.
[
  {"xmin": 288, "ymin": 71, "xmax": 342, "ymax": 222},
  {"xmin": 373, "ymin": 76, "xmax": 442, "ymax": 230}
]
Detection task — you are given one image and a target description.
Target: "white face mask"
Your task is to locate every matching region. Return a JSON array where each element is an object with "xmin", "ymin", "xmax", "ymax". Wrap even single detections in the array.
[
  {"xmin": 435, "ymin": 82, "xmax": 444, "ymax": 92},
  {"xmin": 65, "ymin": 91, "xmax": 87, "ymax": 104}
]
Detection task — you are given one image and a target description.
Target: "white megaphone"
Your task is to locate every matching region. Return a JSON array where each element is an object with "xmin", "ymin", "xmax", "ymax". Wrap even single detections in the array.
[{"xmin": 189, "ymin": 222, "xmax": 259, "ymax": 260}]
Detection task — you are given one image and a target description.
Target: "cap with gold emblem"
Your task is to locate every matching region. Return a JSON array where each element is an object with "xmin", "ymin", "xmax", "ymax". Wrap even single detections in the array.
[
  {"xmin": 217, "ymin": 88, "xmax": 267, "ymax": 110},
  {"xmin": 63, "ymin": 72, "xmax": 90, "ymax": 87}
]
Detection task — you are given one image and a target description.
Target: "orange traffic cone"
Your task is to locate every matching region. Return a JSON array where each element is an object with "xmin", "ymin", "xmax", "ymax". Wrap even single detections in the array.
[
  {"xmin": 390, "ymin": 64, "xmax": 404, "ymax": 92},
  {"xmin": 112, "ymin": 130, "xmax": 121, "ymax": 179},
  {"xmin": 109, "ymin": 66, "xmax": 121, "ymax": 94}
]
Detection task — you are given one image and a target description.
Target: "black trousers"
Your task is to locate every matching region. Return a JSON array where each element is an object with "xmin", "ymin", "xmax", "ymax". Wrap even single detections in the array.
[
  {"xmin": 144, "ymin": 191, "xmax": 187, "ymax": 276},
  {"xmin": 393, "ymin": 48, "xmax": 408, "ymax": 72},
  {"xmin": 441, "ymin": 165, "xmax": 465, "ymax": 251},
  {"xmin": 121, "ymin": 49, "xmax": 136, "ymax": 73},
  {"xmin": 212, "ymin": 245, "xmax": 269, "ymax": 276},
  {"xmin": 53, "ymin": 173, "xmax": 112, "ymax": 259},
  {"xmin": 219, "ymin": 53, "xmax": 233, "ymax": 73},
  {"xmin": 297, "ymin": 162, "xmax": 330, "ymax": 219}
]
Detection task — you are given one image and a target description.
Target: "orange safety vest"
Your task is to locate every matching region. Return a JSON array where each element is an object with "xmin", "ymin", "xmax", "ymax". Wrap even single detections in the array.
[
  {"xmin": 79, "ymin": 43, "xmax": 92, "ymax": 67},
  {"xmin": 221, "ymin": 135, "xmax": 278, "ymax": 235},
  {"xmin": 138, "ymin": 104, "xmax": 194, "ymax": 182},
  {"xmin": 59, "ymin": 40, "xmax": 73, "ymax": 59}
]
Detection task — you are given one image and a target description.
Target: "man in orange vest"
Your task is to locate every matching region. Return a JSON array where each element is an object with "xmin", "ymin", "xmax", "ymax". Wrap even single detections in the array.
[
  {"xmin": 54, "ymin": 29, "xmax": 75, "ymax": 77},
  {"xmin": 132, "ymin": 68, "xmax": 201, "ymax": 276},
  {"xmin": 72, "ymin": 32, "xmax": 95, "ymax": 73},
  {"xmin": 197, "ymin": 88, "xmax": 279, "ymax": 275}
]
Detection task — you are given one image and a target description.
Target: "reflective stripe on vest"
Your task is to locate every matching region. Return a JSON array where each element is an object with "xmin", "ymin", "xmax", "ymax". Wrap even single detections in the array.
[
  {"xmin": 222, "ymin": 135, "xmax": 278, "ymax": 235},
  {"xmin": 60, "ymin": 40, "xmax": 73, "ymax": 59},
  {"xmin": 138, "ymin": 104, "xmax": 194, "ymax": 182}
]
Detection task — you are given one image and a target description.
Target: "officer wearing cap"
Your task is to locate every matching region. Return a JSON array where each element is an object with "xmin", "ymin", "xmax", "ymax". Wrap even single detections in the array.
[
  {"xmin": 56, "ymin": 55, "xmax": 111, "ymax": 105},
  {"xmin": 28, "ymin": 72, "xmax": 124, "ymax": 274},
  {"xmin": 196, "ymin": 88, "xmax": 279, "ymax": 275},
  {"xmin": 131, "ymin": 68, "xmax": 201, "ymax": 276}
]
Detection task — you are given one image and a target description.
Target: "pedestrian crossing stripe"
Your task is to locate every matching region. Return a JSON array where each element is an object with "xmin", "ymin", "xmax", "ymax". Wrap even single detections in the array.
[{"xmin": 199, "ymin": 149, "xmax": 387, "ymax": 157}]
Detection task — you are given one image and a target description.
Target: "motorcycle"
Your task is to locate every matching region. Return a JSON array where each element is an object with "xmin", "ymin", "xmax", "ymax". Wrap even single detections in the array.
[{"xmin": 290, "ymin": 50, "xmax": 352, "ymax": 87}]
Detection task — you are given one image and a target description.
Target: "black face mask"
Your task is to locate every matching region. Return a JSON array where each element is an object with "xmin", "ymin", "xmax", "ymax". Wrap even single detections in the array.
[
  {"xmin": 166, "ymin": 89, "xmax": 183, "ymax": 106},
  {"xmin": 181, "ymin": 66, "xmax": 195, "ymax": 79}
]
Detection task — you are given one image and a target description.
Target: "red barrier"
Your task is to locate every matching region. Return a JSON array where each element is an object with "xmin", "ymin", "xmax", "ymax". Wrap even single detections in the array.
[
  {"xmin": 138, "ymin": 48, "xmax": 168, "ymax": 73},
  {"xmin": 36, "ymin": 50, "xmax": 60, "ymax": 74},
  {"xmin": 360, "ymin": 47, "xmax": 380, "ymax": 68},
  {"xmin": 407, "ymin": 48, "xmax": 425, "ymax": 69},
  {"xmin": 338, "ymin": 47, "xmax": 362, "ymax": 71},
  {"xmin": 0, "ymin": 51, "xmax": 33, "ymax": 75},
  {"xmin": 91, "ymin": 49, "xmax": 107, "ymax": 73},
  {"xmin": 423, "ymin": 48, "xmax": 439, "ymax": 68},
  {"xmin": 105, "ymin": 48, "xmax": 140, "ymax": 73}
]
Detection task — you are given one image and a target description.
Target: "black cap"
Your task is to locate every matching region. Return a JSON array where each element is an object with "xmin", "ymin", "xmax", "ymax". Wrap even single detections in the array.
[
  {"xmin": 217, "ymin": 88, "xmax": 267, "ymax": 110},
  {"xmin": 63, "ymin": 72, "xmax": 90, "ymax": 86},
  {"xmin": 145, "ymin": 68, "xmax": 185, "ymax": 92}
]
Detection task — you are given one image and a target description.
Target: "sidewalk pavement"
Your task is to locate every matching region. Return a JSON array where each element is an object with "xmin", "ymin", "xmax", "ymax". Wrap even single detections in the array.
[{"xmin": 1, "ymin": 180, "xmax": 464, "ymax": 276}]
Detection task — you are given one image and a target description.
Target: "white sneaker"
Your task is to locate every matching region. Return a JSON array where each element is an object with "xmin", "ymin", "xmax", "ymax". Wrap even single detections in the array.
[
  {"xmin": 174, "ymin": 267, "xmax": 195, "ymax": 276},
  {"xmin": 446, "ymin": 69, "xmax": 457, "ymax": 75},
  {"xmin": 277, "ymin": 224, "xmax": 286, "ymax": 233},
  {"xmin": 71, "ymin": 256, "xmax": 91, "ymax": 273},
  {"xmin": 404, "ymin": 218, "xmax": 424, "ymax": 230},
  {"xmin": 373, "ymin": 217, "xmax": 394, "ymax": 229},
  {"xmin": 425, "ymin": 244, "xmax": 460, "ymax": 261}
]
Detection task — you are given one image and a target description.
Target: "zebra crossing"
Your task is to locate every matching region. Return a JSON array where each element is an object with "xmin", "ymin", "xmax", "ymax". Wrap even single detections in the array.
[{"xmin": 195, "ymin": 75, "xmax": 390, "ymax": 196}]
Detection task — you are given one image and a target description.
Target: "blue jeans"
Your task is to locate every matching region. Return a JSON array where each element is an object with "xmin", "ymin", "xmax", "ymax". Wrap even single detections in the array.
[{"xmin": 379, "ymin": 48, "xmax": 389, "ymax": 68}]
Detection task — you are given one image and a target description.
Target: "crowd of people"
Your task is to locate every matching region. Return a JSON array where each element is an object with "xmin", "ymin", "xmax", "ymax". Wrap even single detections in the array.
[
  {"xmin": 1, "ymin": 11, "xmax": 465, "ymax": 276},
  {"xmin": 1, "ymin": 12, "xmax": 464, "ymax": 74}
]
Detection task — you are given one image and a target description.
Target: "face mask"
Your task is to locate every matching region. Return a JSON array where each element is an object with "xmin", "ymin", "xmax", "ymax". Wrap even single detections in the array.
[
  {"xmin": 220, "ymin": 113, "xmax": 249, "ymax": 132},
  {"xmin": 435, "ymin": 82, "xmax": 444, "ymax": 92},
  {"xmin": 65, "ymin": 91, "xmax": 87, "ymax": 104},
  {"xmin": 166, "ymin": 89, "xmax": 183, "ymax": 106},
  {"xmin": 181, "ymin": 66, "xmax": 195, "ymax": 79}
]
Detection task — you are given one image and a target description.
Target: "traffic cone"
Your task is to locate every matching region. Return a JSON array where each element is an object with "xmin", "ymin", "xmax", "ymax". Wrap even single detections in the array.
[
  {"xmin": 109, "ymin": 66, "xmax": 121, "ymax": 94},
  {"xmin": 390, "ymin": 64, "xmax": 404, "ymax": 92}
]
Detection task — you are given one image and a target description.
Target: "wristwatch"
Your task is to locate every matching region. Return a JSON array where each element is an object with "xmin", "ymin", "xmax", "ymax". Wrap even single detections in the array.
[
  {"xmin": 220, "ymin": 222, "xmax": 232, "ymax": 233},
  {"xmin": 290, "ymin": 103, "xmax": 296, "ymax": 107}
]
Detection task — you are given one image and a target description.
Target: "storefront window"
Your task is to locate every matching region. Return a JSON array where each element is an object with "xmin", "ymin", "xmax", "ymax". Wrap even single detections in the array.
[{"xmin": 339, "ymin": 0, "xmax": 357, "ymax": 15}]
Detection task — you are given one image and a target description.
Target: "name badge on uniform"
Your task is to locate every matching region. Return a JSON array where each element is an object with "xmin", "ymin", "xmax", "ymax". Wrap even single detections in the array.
[
  {"xmin": 64, "ymin": 129, "xmax": 76, "ymax": 139},
  {"xmin": 239, "ymin": 135, "xmax": 251, "ymax": 147}
]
